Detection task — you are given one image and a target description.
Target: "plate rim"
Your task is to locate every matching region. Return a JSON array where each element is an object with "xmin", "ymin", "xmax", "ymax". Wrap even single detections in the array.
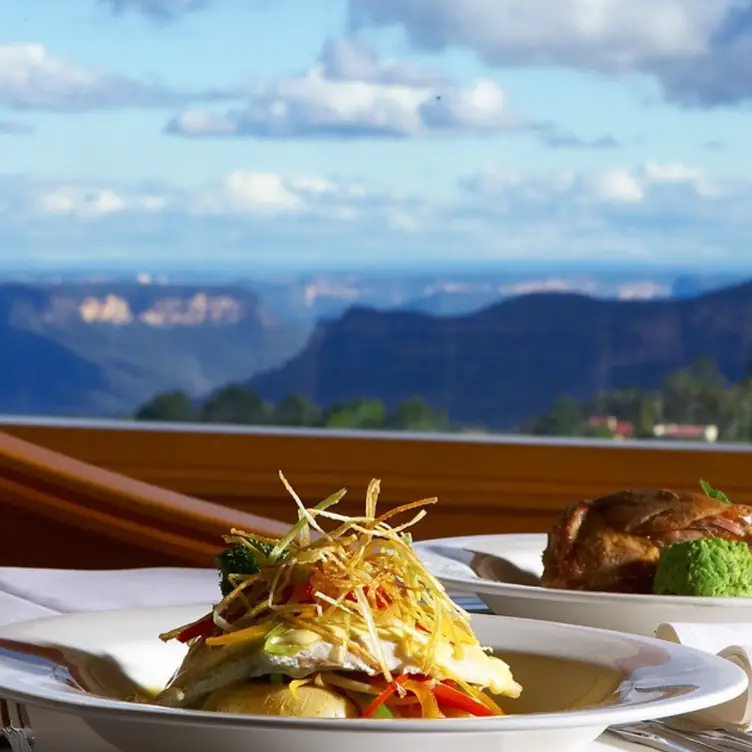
[
  {"xmin": 0, "ymin": 605, "xmax": 747, "ymax": 734},
  {"xmin": 415, "ymin": 533, "xmax": 752, "ymax": 608}
]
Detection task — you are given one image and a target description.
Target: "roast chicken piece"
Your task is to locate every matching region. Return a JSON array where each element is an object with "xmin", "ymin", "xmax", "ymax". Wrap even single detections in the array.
[{"xmin": 541, "ymin": 488, "xmax": 752, "ymax": 593}]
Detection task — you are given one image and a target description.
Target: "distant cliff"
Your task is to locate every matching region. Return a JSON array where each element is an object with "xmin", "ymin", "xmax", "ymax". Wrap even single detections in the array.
[
  {"xmin": 0, "ymin": 283, "xmax": 309, "ymax": 417},
  {"xmin": 248, "ymin": 282, "xmax": 752, "ymax": 429}
]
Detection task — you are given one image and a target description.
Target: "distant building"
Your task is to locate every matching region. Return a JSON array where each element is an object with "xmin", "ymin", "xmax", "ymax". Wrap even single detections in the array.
[
  {"xmin": 653, "ymin": 423, "xmax": 719, "ymax": 442},
  {"xmin": 586, "ymin": 416, "xmax": 718, "ymax": 443},
  {"xmin": 587, "ymin": 416, "xmax": 635, "ymax": 440}
]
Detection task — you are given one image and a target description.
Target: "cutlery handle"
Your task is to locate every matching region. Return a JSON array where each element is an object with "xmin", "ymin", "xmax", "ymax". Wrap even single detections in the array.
[
  {"xmin": 0, "ymin": 730, "xmax": 32, "ymax": 752},
  {"xmin": 609, "ymin": 726, "xmax": 716, "ymax": 752}
]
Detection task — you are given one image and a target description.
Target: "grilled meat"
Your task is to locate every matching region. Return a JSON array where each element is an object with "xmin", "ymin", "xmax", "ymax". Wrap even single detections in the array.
[{"xmin": 541, "ymin": 488, "xmax": 752, "ymax": 593}]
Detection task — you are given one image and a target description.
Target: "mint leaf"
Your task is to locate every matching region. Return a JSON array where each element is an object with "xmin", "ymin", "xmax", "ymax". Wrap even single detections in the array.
[{"xmin": 700, "ymin": 479, "xmax": 731, "ymax": 504}]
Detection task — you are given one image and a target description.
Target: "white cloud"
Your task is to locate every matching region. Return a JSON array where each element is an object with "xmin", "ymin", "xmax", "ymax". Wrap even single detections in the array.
[
  {"xmin": 348, "ymin": 0, "xmax": 752, "ymax": 106},
  {"xmin": 195, "ymin": 172, "xmax": 306, "ymax": 215},
  {"xmin": 318, "ymin": 37, "xmax": 447, "ymax": 87},
  {"xmin": 0, "ymin": 43, "xmax": 233, "ymax": 111},
  {"xmin": 289, "ymin": 176, "xmax": 338, "ymax": 194},
  {"xmin": 644, "ymin": 162, "xmax": 722, "ymax": 197},
  {"xmin": 4, "ymin": 162, "xmax": 752, "ymax": 266},
  {"xmin": 350, "ymin": 0, "xmax": 720, "ymax": 69},
  {"xmin": 165, "ymin": 38, "xmax": 521, "ymax": 139},
  {"xmin": 644, "ymin": 163, "xmax": 703, "ymax": 182},
  {"xmin": 451, "ymin": 162, "xmax": 752, "ymax": 261},
  {"xmin": 590, "ymin": 170, "xmax": 645, "ymax": 203},
  {"xmin": 464, "ymin": 162, "xmax": 730, "ymax": 207},
  {"xmin": 34, "ymin": 184, "xmax": 167, "ymax": 218},
  {"xmin": 38, "ymin": 188, "xmax": 125, "ymax": 217}
]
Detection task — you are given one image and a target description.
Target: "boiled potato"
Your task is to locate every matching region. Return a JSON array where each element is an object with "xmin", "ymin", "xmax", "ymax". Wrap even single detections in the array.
[{"xmin": 203, "ymin": 682, "xmax": 359, "ymax": 718}]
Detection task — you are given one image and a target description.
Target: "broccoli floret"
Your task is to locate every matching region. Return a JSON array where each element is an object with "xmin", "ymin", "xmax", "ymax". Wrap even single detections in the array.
[
  {"xmin": 215, "ymin": 539, "xmax": 277, "ymax": 597},
  {"xmin": 653, "ymin": 538, "xmax": 752, "ymax": 597}
]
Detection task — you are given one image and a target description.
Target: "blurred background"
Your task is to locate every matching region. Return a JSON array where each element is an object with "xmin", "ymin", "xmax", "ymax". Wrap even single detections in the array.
[{"xmin": 1, "ymin": 0, "xmax": 751, "ymax": 565}]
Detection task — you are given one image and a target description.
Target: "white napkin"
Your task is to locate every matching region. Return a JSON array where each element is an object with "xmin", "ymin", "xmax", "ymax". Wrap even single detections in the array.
[
  {"xmin": 0, "ymin": 566, "xmax": 219, "ymax": 752},
  {"xmin": 0, "ymin": 566, "xmax": 219, "ymax": 626},
  {"xmin": 655, "ymin": 622, "xmax": 752, "ymax": 729}
]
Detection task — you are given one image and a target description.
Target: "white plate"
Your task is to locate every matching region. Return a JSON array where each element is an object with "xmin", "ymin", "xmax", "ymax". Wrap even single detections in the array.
[
  {"xmin": 415, "ymin": 533, "xmax": 752, "ymax": 635},
  {"xmin": 0, "ymin": 605, "xmax": 746, "ymax": 752}
]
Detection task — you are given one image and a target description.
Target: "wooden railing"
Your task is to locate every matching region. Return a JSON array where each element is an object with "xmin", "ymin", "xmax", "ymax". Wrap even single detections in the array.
[
  {"xmin": 0, "ymin": 428, "xmax": 289, "ymax": 569},
  {"xmin": 2, "ymin": 418, "xmax": 751, "ymax": 545}
]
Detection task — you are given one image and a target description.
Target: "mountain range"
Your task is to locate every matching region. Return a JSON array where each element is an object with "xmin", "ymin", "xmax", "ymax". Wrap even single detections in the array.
[
  {"xmin": 0, "ymin": 283, "xmax": 308, "ymax": 416},
  {"xmin": 248, "ymin": 281, "xmax": 752, "ymax": 429},
  {"xmin": 5, "ymin": 276, "xmax": 752, "ymax": 426},
  {"xmin": 246, "ymin": 270, "xmax": 745, "ymax": 322}
]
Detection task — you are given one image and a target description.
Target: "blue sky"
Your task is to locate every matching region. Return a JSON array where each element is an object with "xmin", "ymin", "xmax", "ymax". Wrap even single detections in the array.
[{"xmin": 2, "ymin": 0, "xmax": 752, "ymax": 270}]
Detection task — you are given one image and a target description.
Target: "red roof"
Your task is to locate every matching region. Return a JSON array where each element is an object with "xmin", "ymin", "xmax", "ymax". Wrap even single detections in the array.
[{"xmin": 658, "ymin": 425, "xmax": 708, "ymax": 437}]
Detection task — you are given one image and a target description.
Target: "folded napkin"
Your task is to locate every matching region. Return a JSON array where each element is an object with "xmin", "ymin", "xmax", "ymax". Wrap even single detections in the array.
[
  {"xmin": 655, "ymin": 622, "xmax": 752, "ymax": 730},
  {"xmin": 0, "ymin": 566, "xmax": 219, "ymax": 627},
  {"xmin": 0, "ymin": 566, "xmax": 219, "ymax": 752}
]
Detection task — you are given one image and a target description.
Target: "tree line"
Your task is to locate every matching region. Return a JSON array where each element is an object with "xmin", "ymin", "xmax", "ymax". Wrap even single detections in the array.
[
  {"xmin": 134, "ymin": 386, "xmax": 452, "ymax": 433},
  {"xmin": 135, "ymin": 356, "xmax": 752, "ymax": 439},
  {"xmin": 523, "ymin": 356, "xmax": 752, "ymax": 442}
]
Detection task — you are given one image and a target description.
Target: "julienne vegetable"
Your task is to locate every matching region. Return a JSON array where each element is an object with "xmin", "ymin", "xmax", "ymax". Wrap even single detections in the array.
[
  {"xmin": 175, "ymin": 615, "xmax": 216, "ymax": 644},
  {"xmin": 151, "ymin": 472, "xmax": 522, "ymax": 720}
]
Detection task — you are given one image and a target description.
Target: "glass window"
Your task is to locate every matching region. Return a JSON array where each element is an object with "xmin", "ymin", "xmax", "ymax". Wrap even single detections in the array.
[{"xmin": 4, "ymin": 1, "xmax": 749, "ymax": 444}]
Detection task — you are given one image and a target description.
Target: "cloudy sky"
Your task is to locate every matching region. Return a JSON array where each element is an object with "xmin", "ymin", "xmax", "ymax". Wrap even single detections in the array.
[{"xmin": 2, "ymin": 0, "xmax": 752, "ymax": 270}]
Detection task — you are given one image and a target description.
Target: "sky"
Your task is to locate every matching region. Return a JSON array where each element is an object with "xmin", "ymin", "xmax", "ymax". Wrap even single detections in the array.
[{"xmin": 2, "ymin": 0, "xmax": 752, "ymax": 271}]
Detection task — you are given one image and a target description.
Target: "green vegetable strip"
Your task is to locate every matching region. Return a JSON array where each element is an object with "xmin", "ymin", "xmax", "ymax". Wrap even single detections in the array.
[{"xmin": 269, "ymin": 488, "xmax": 347, "ymax": 562}]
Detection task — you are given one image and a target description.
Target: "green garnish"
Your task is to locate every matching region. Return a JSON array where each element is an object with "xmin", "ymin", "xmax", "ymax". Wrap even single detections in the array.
[
  {"xmin": 216, "ymin": 538, "xmax": 277, "ymax": 597},
  {"xmin": 269, "ymin": 486, "xmax": 347, "ymax": 561},
  {"xmin": 700, "ymin": 479, "xmax": 731, "ymax": 504}
]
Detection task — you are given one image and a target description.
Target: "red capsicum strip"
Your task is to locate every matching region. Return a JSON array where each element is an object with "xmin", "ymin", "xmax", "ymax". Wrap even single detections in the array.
[
  {"xmin": 300, "ymin": 580, "xmax": 315, "ymax": 603},
  {"xmin": 432, "ymin": 683, "xmax": 495, "ymax": 717},
  {"xmin": 362, "ymin": 675, "xmax": 410, "ymax": 718},
  {"xmin": 176, "ymin": 614, "xmax": 215, "ymax": 643},
  {"xmin": 279, "ymin": 578, "xmax": 314, "ymax": 605},
  {"xmin": 176, "ymin": 604, "xmax": 247, "ymax": 643}
]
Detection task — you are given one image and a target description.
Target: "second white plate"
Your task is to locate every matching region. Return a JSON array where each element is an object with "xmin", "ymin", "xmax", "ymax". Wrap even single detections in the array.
[{"xmin": 415, "ymin": 533, "xmax": 752, "ymax": 635}]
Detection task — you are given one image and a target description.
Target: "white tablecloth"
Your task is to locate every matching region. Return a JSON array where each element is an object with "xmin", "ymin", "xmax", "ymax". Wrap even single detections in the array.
[{"xmin": 0, "ymin": 567, "xmax": 639, "ymax": 751}]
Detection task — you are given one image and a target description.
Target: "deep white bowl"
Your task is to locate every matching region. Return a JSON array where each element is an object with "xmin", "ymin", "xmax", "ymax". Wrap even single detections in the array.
[
  {"xmin": 0, "ymin": 604, "xmax": 746, "ymax": 752},
  {"xmin": 416, "ymin": 533, "xmax": 752, "ymax": 635}
]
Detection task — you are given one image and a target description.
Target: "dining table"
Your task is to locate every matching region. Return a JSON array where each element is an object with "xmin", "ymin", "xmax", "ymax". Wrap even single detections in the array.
[{"xmin": 0, "ymin": 565, "xmax": 662, "ymax": 751}]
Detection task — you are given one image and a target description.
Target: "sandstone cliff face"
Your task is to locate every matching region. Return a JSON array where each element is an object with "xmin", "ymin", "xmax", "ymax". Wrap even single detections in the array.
[
  {"xmin": 0, "ymin": 282, "xmax": 309, "ymax": 417},
  {"xmin": 27, "ymin": 289, "xmax": 263, "ymax": 328}
]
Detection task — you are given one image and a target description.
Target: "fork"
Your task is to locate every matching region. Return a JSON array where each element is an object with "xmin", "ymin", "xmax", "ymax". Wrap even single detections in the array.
[
  {"xmin": 0, "ymin": 699, "xmax": 34, "ymax": 752},
  {"xmin": 610, "ymin": 720, "xmax": 751, "ymax": 752}
]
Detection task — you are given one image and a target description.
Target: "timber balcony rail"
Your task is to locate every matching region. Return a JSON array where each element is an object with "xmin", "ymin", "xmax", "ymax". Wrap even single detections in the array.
[
  {"xmin": 3, "ymin": 417, "xmax": 752, "ymax": 548},
  {"xmin": 0, "ymin": 430, "xmax": 290, "ymax": 569}
]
